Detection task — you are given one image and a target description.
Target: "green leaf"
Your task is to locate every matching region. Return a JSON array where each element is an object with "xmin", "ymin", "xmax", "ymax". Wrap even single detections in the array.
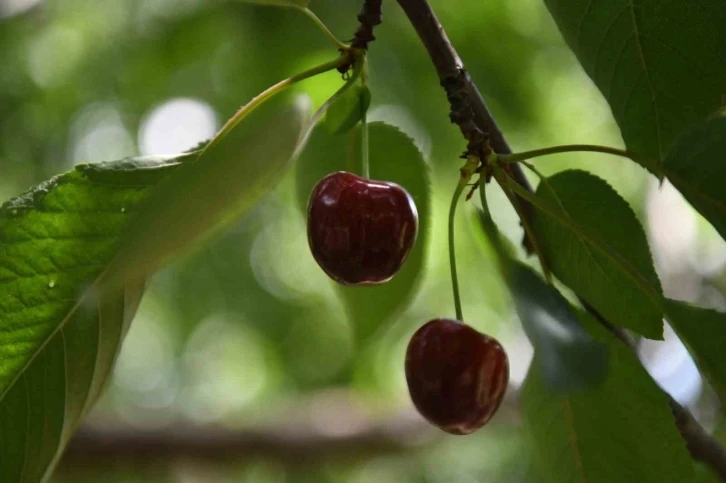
[
  {"xmin": 477, "ymin": 192, "xmax": 608, "ymax": 391},
  {"xmin": 105, "ymin": 94, "xmax": 311, "ymax": 288},
  {"xmin": 325, "ymin": 85, "xmax": 371, "ymax": 135},
  {"xmin": 522, "ymin": 311, "xmax": 694, "ymax": 483},
  {"xmin": 295, "ymin": 122, "xmax": 431, "ymax": 340},
  {"xmin": 237, "ymin": 0, "xmax": 309, "ymax": 8},
  {"xmin": 664, "ymin": 298, "xmax": 726, "ymax": 406},
  {"xmin": 543, "ymin": 0, "xmax": 726, "ymax": 170},
  {"xmin": 532, "ymin": 170, "xmax": 664, "ymax": 338},
  {"xmin": 0, "ymin": 155, "xmax": 182, "ymax": 481},
  {"xmin": 663, "ymin": 115, "xmax": 726, "ymax": 242},
  {"xmin": 0, "ymin": 96, "xmax": 309, "ymax": 478}
]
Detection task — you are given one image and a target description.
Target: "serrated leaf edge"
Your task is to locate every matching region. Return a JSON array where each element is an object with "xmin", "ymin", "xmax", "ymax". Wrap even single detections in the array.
[{"xmin": 534, "ymin": 169, "xmax": 664, "ymax": 310}]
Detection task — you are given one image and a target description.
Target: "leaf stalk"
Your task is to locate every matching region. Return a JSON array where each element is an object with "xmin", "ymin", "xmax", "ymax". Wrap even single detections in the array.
[
  {"xmin": 499, "ymin": 144, "xmax": 658, "ymax": 172},
  {"xmin": 295, "ymin": 7, "xmax": 350, "ymax": 50},
  {"xmin": 202, "ymin": 55, "xmax": 348, "ymax": 157}
]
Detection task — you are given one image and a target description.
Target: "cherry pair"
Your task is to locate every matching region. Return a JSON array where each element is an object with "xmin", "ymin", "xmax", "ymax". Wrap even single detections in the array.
[{"xmin": 306, "ymin": 171, "xmax": 508, "ymax": 435}]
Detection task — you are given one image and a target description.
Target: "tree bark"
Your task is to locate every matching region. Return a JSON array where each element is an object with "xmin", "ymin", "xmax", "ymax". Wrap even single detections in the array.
[{"xmin": 395, "ymin": 0, "xmax": 535, "ymax": 247}]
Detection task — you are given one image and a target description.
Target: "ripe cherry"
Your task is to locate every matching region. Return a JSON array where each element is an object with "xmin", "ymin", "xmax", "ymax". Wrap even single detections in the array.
[
  {"xmin": 307, "ymin": 171, "xmax": 418, "ymax": 285},
  {"xmin": 405, "ymin": 318, "xmax": 509, "ymax": 435}
]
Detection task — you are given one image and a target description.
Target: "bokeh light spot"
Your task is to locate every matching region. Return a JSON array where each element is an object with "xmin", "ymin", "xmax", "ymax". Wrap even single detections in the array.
[
  {"xmin": 27, "ymin": 25, "xmax": 84, "ymax": 88},
  {"xmin": 639, "ymin": 323, "xmax": 702, "ymax": 406},
  {"xmin": 70, "ymin": 103, "xmax": 136, "ymax": 166},
  {"xmin": 0, "ymin": 0, "xmax": 41, "ymax": 18},
  {"xmin": 139, "ymin": 97, "xmax": 217, "ymax": 155}
]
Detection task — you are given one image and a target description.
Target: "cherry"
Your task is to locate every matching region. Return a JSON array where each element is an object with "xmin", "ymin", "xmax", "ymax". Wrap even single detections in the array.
[
  {"xmin": 307, "ymin": 171, "xmax": 418, "ymax": 285},
  {"xmin": 405, "ymin": 318, "xmax": 509, "ymax": 435}
]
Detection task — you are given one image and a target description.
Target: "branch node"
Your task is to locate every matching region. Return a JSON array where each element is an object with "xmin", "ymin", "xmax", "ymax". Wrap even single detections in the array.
[
  {"xmin": 352, "ymin": 0, "xmax": 382, "ymax": 50},
  {"xmin": 338, "ymin": 0, "xmax": 382, "ymax": 73},
  {"xmin": 441, "ymin": 70, "xmax": 490, "ymax": 159}
]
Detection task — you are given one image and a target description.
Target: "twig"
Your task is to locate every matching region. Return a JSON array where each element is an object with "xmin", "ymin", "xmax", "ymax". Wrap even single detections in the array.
[
  {"xmin": 585, "ymin": 303, "xmax": 726, "ymax": 480},
  {"xmin": 394, "ymin": 0, "xmax": 535, "ymax": 251},
  {"xmin": 351, "ymin": 0, "xmax": 382, "ymax": 50},
  {"xmin": 338, "ymin": 0, "xmax": 383, "ymax": 73},
  {"xmin": 671, "ymin": 397, "xmax": 726, "ymax": 480}
]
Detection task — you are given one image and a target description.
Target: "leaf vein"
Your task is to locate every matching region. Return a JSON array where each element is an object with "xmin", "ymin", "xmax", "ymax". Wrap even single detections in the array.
[{"xmin": 627, "ymin": 0, "xmax": 663, "ymax": 158}]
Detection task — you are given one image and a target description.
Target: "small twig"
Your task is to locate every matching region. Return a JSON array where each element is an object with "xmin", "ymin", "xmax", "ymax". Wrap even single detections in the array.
[
  {"xmin": 338, "ymin": 0, "xmax": 382, "ymax": 73},
  {"xmin": 585, "ymin": 303, "xmax": 726, "ymax": 480},
  {"xmin": 671, "ymin": 396, "xmax": 726, "ymax": 480},
  {"xmin": 351, "ymin": 0, "xmax": 382, "ymax": 50}
]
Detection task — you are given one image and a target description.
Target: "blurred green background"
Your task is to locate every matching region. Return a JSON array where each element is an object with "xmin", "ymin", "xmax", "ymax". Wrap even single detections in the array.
[{"xmin": 1, "ymin": 0, "xmax": 724, "ymax": 481}]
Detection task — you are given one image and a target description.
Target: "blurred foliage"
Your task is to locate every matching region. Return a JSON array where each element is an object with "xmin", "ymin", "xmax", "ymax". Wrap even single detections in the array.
[{"xmin": 1, "ymin": 0, "xmax": 722, "ymax": 481}]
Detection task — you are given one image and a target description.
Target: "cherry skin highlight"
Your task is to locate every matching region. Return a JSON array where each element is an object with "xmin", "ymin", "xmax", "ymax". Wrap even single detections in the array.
[
  {"xmin": 307, "ymin": 171, "xmax": 418, "ymax": 285},
  {"xmin": 405, "ymin": 318, "xmax": 509, "ymax": 435}
]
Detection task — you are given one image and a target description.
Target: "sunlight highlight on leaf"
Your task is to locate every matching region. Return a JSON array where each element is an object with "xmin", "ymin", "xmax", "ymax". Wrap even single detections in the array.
[{"xmin": 0, "ymin": 156, "xmax": 179, "ymax": 481}]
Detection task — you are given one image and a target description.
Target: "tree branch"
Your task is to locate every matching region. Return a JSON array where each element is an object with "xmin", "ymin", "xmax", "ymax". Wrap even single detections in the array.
[
  {"xmin": 587, "ymin": 304, "xmax": 726, "ymax": 480},
  {"xmin": 351, "ymin": 0, "xmax": 383, "ymax": 50},
  {"xmin": 394, "ymin": 0, "xmax": 534, "ymax": 251},
  {"xmin": 671, "ymin": 396, "xmax": 726, "ymax": 480},
  {"xmin": 60, "ymin": 414, "xmax": 428, "ymax": 466},
  {"xmin": 394, "ymin": 0, "xmax": 498, "ymax": 153},
  {"xmin": 57, "ymin": 388, "xmax": 521, "ymax": 471}
]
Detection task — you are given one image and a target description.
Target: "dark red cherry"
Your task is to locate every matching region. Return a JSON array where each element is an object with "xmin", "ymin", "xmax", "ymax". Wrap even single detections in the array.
[
  {"xmin": 307, "ymin": 171, "xmax": 418, "ymax": 285},
  {"xmin": 405, "ymin": 318, "xmax": 509, "ymax": 435}
]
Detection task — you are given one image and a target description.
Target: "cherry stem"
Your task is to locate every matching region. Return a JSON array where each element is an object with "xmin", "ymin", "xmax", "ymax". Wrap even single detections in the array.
[
  {"xmin": 448, "ymin": 157, "xmax": 479, "ymax": 321},
  {"xmin": 449, "ymin": 183, "xmax": 466, "ymax": 321},
  {"xmin": 498, "ymin": 144, "xmax": 657, "ymax": 168},
  {"xmin": 295, "ymin": 7, "xmax": 350, "ymax": 50},
  {"xmin": 201, "ymin": 56, "xmax": 348, "ymax": 157},
  {"xmin": 360, "ymin": 57, "xmax": 370, "ymax": 179},
  {"xmin": 360, "ymin": 111, "xmax": 370, "ymax": 178}
]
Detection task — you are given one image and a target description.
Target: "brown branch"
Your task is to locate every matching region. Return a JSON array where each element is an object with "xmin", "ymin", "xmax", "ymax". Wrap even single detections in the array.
[
  {"xmin": 58, "ymin": 399, "xmax": 432, "ymax": 471},
  {"xmin": 671, "ymin": 396, "xmax": 726, "ymax": 480},
  {"xmin": 338, "ymin": 0, "xmax": 383, "ymax": 73},
  {"xmin": 586, "ymin": 303, "xmax": 726, "ymax": 480},
  {"xmin": 60, "ymin": 414, "xmax": 428, "ymax": 467},
  {"xmin": 351, "ymin": 0, "xmax": 382, "ymax": 50},
  {"xmin": 57, "ymin": 388, "xmax": 521, "ymax": 472},
  {"xmin": 394, "ymin": 0, "xmax": 534, "ymax": 251}
]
